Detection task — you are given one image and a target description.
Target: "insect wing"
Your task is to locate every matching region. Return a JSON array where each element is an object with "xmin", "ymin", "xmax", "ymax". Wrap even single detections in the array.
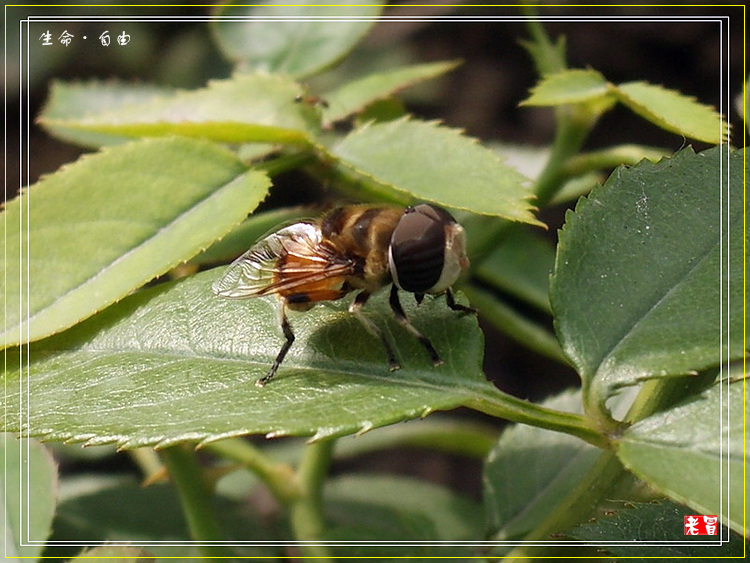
[{"xmin": 211, "ymin": 222, "xmax": 353, "ymax": 299}]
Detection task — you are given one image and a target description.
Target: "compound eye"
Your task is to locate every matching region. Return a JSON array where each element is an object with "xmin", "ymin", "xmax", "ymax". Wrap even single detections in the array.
[{"xmin": 389, "ymin": 204, "xmax": 456, "ymax": 293}]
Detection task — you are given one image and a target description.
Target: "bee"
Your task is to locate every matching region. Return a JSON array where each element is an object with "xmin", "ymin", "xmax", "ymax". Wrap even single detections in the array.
[{"xmin": 212, "ymin": 204, "xmax": 475, "ymax": 387}]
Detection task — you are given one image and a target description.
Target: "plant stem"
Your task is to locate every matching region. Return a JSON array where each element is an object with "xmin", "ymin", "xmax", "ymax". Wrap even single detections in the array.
[
  {"xmin": 289, "ymin": 440, "xmax": 336, "ymax": 560},
  {"xmin": 160, "ymin": 445, "xmax": 234, "ymax": 559},
  {"xmin": 465, "ymin": 385, "xmax": 609, "ymax": 449}
]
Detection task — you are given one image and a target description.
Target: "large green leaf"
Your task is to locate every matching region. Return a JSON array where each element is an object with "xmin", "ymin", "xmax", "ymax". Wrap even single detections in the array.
[
  {"xmin": 331, "ymin": 118, "xmax": 540, "ymax": 224},
  {"xmin": 3, "ymin": 137, "xmax": 270, "ymax": 346},
  {"xmin": 569, "ymin": 500, "xmax": 747, "ymax": 559},
  {"xmin": 3, "ymin": 435, "xmax": 57, "ymax": 561},
  {"xmin": 213, "ymin": 1, "xmax": 383, "ymax": 78},
  {"xmin": 3, "ymin": 269, "xmax": 485, "ymax": 448},
  {"xmin": 483, "ymin": 390, "xmax": 600, "ymax": 541},
  {"xmin": 38, "ymin": 73, "xmax": 320, "ymax": 146},
  {"xmin": 616, "ymin": 379, "xmax": 745, "ymax": 536},
  {"xmin": 550, "ymin": 146, "xmax": 744, "ymax": 419}
]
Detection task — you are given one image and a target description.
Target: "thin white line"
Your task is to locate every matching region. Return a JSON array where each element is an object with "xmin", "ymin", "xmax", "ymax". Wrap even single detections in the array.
[
  {"xmin": 14, "ymin": 11, "xmax": 736, "ymax": 549},
  {"xmin": 24, "ymin": 16, "xmax": 729, "ymax": 23}
]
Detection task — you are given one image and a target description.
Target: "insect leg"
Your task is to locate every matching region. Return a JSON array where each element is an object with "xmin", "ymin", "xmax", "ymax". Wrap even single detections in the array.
[
  {"xmin": 350, "ymin": 291, "xmax": 400, "ymax": 371},
  {"xmin": 389, "ymin": 285, "xmax": 442, "ymax": 366},
  {"xmin": 257, "ymin": 299, "xmax": 295, "ymax": 387},
  {"xmin": 445, "ymin": 287, "xmax": 477, "ymax": 314}
]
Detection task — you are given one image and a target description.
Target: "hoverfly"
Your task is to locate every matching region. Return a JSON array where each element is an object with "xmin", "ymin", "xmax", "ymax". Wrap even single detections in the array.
[{"xmin": 212, "ymin": 204, "xmax": 475, "ymax": 387}]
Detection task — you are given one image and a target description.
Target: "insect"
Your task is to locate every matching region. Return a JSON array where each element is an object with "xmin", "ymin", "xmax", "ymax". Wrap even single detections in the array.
[
  {"xmin": 212, "ymin": 204, "xmax": 475, "ymax": 387},
  {"xmin": 293, "ymin": 93, "xmax": 329, "ymax": 108}
]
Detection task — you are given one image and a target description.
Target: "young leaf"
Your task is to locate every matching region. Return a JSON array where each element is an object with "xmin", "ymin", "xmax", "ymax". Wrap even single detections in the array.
[
  {"xmin": 213, "ymin": 1, "xmax": 383, "ymax": 78},
  {"xmin": 613, "ymin": 81, "xmax": 729, "ymax": 144},
  {"xmin": 3, "ymin": 435, "xmax": 58, "ymax": 561},
  {"xmin": 3, "ymin": 269, "xmax": 485, "ymax": 449},
  {"xmin": 3, "ymin": 137, "xmax": 270, "ymax": 346},
  {"xmin": 616, "ymin": 379, "xmax": 745, "ymax": 536},
  {"xmin": 39, "ymin": 73, "xmax": 320, "ymax": 147},
  {"xmin": 331, "ymin": 118, "xmax": 540, "ymax": 224},
  {"xmin": 39, "ymin": 80, "xmax": 174, "ymax": 148},
  {"xmin": 569, "ymin": 500, "xmax": 747, "ymax": 558},
  {"xmin": 322, "ymin": 60, "xmax": 460, "ymax": 124},
  {"xmin": 483, "ymin": 389, "xmax": 600, "ymax": 540},
  {"xmin": 550, "ymin": 146, "xmax": 744, "ymax": 420},
  {"xmin": 520, "ymin": 68, "xmax": 609, "ymax": 106}
]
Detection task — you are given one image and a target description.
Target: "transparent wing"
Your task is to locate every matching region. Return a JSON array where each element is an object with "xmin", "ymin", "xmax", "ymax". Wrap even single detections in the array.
[{"xmin": 211, "ymin": 222, "xmax": 355, "ymax": 299}]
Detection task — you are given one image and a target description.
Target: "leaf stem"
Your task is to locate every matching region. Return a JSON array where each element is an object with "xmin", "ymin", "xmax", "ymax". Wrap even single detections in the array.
[
  {"xmin": 202, "ymin": 438, "xmax": 301, "ymax": 504},
  {"xmin": 465, "ymin": 385, "xmax": 608, "ymax": 449},
  {"xmin": 160, "ymin": 445, "xmax": 234, "ymax": 559}
]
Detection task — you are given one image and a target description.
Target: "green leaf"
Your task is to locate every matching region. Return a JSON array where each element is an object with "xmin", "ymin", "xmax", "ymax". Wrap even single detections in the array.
[
  {"xmin": 614, "ymin": 81, "xmax": 729, "ymax": 144},
  {"xmin": 550, "ymin": 147, "xmax": 744, "ymax": 419},
  {"xmin": 213, "ymin": 1, "xmax": 383, "ymax": 78},
  {"xmin": 616, "ymin": 379, "xmax": 746, "ymax": 536},
  {"xmin": 475, "ymin": 227, "xmax": 555, "ymax": 313},
  {"xmin": 3, "ymin": 435, "xmax": 57, "ymax": 561},
  {"xmin": 520, "ymin": 68, "xmax": 609, "ymax": 106},
  {"xmin": 3, "ymin": 137, "xmax": 270, "ymax": 346},
  {"xmin": 3, "ymin": 269, "xmax": 485, "ymax": 448},
  {"xmin": 322, "ymin": 60, "xmax": 460, "ymax": 124},
  {"xmin": 325, "ymin": 474, "xmax": 482, "ymax": 555},
  {"xmin": 71, "ymin": 545, "xmax": 154, "ymax": 562},
  {"xmin": 331, "ymin": 118, "xmax": 540, "ymax": 224},
  {"xmin": 40, "ymin": 80, "xmax": 174, "ymax": 148},
  {"xmin": 521, "ymin": 71, "xmax": 729, "ymax": 144},
  {"xmin": 483, "ymin": 389, "xmax": 600, "ymax": 540},
  {"xmin": 39, "ymin": 73, "xmax": 320, "ymax": 147},
  {"xmin": 569, "ymin": 500, "xmax": 747, "ymax": 559}
]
